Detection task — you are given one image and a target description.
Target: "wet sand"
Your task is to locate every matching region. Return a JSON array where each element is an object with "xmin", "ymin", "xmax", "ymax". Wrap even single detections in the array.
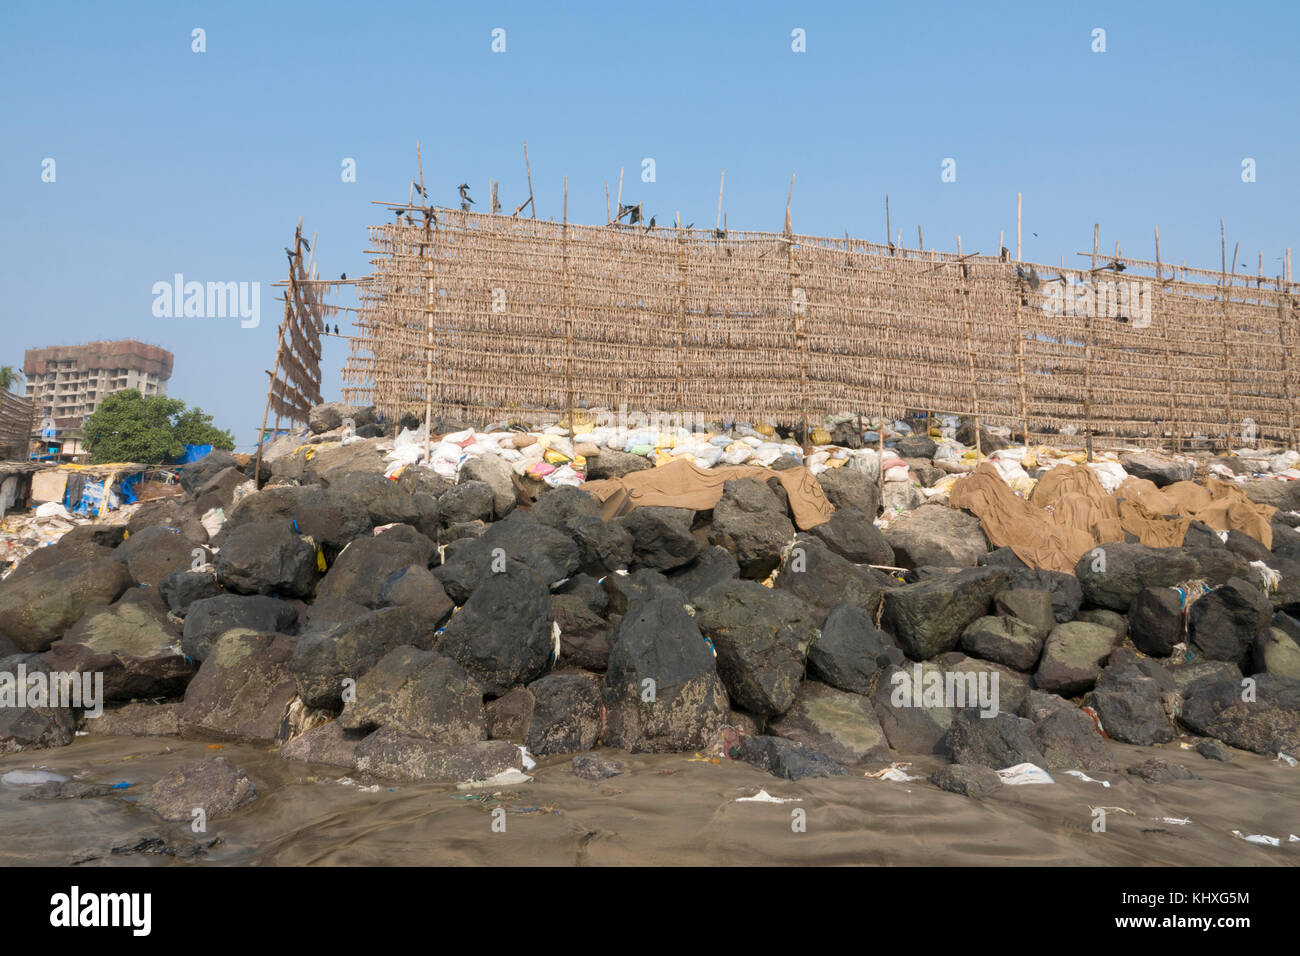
[{"xmin": 2, "ymin": 734, "xmax": 1297, "ymax": 866}]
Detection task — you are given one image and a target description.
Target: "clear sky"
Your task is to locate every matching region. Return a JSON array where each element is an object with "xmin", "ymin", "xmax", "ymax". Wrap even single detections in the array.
[{"xmin": 2, "ymin": 0, "xmax": 1296, "ymax": 448}]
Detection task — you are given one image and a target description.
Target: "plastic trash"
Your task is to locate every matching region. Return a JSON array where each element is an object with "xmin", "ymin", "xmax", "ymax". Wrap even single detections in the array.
[
  {"xmin": 2, "ymin": 770, "xmax": 68, "ymax": 785},
  {"xmin": 1064, "ymin": 770, "xmax": 1111, "ymax": 788},
  {"xmin": 736, "ymin": 789, "xmax": 801, "ymax": 803},
  {"xmin": 996, "ymin": 763, "xmax": 1054, "ymax": 785},
  {"xmin": 1231, "ymin": 831, "xmax": 1280, "ymax": 847},
  {"xmin": 865, "ymin": 762, "xmax": 922, "ymax": 782}
]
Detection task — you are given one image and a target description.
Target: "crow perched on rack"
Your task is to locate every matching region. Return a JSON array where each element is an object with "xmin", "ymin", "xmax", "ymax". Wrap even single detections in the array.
[
  {"xmin": 300, "ymin": 237, "xmax": 310, "ymax": 252},
  {"xmin": 412, "ymin": 181, "xmax": 427, "ymax": 198},
  {"xmin": 458, "ymin": 183, "xmax": 474, "ymax": 210},
  {"xmin": 714, "ymin": 227, "xmax": 727, "ymax": 239},
  {"xmin": 617, "ymin": 202, "xmax": 641, "ymax": 225},
  {"xmin": 1107, "ymin": 260, "xmax": 1127, "ymax": 272},
  {"xmin": 1000, "ymin": 246, "xmax": 1010, "ymax": 261},
  {"xmin": 334, "ymin": 324, "xmax": 340, "ymax": 335},
  {"xmin": 340, "ymin": 272, "xmax": 346, "ymax": 280},
  {"xmin": 645, "ymin": 215, "xmax": 657, "ymax": 232}
]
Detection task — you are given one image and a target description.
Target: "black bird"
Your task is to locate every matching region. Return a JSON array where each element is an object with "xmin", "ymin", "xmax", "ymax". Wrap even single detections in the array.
[
  {"xmin": 300, "ymin": 237, "xmax": 310, "ymax": 253},
  {"xmin": 334, "ymin": 324, "xmax": 340, "ymax": 335},
  {"xmin": 684, "ymin": 222, "xmax": 693, "ymax": 229},
  {"xmin": 284, "ymin": 247, "xmax": 295, "ymax": 259},
  {"xmin": 714, "ymin": 228, "xmax": 727, "ymax": 239},
  {"xmin": 458, "ymin": 183, "xmax": 475, "ymax": 210},
  {"xmin": 340, "ymin": 272, "xmax": 346, "ymax": 280},
  {"xmin": 1107, "ymin": 260, "xmax": 1127, "ymax": 272},
  {"xmin": 1000, "ymin": 246, "xmax": 1009, "ymax": 261},
  {"xmin": 645, "ymin": 215, "xmax": 657, "ymax": 231},
  {"xmin": 1032, "ymin": 232, "xmax": 1039, "ymax": 238},
  {"xmin": 412, "ymin": 181, "xmax": 427, "ymax": 198}
]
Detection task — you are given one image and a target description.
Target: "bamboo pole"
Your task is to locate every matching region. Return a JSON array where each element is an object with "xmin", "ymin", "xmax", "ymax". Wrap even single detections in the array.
[
  {"xmin": 1154, "ymin": 227, "xmax": 1180, "ymax": 453},
  {"xmin": 716, "ymin": 170, "xmax": 725, "ymax": 232},
  {"xmin": 1084, "ymin": 223, "xmax": 1097, "ymax": 461},
  {"xmin": 524, "ymin": 141, "xmax": 535, "ymax": 218},
  {"xmin": 1278, "ymin": 282, "xmax": 1296, "ymax": 450},
  {"xmin": 1016, "ymin": 193, "xmax": 1022, "ymax": 261},
  {"xmin": 957, "ymin": 234, "xmax": 982, "ymax": 457},
  {"xmin": 614, "ymin": 168, "xmax": 624, "ymax": 225},
  {"xmin": 562, "ymin": 175, "xmax": 573, "ymax": 444},
  {"xmin": 1219, "ymin": 219, "xmax": 1235, "ymax": 450},
  {"xmin": 885, "ymin": 195, "xmax": 892, "ymax": 251}
]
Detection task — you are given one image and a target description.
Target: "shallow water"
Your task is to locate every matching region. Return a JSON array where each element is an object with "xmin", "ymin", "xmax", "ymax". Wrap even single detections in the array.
[{"xmin": 1, "ymin": 734, "xmax": 1296, "ymax": 866}]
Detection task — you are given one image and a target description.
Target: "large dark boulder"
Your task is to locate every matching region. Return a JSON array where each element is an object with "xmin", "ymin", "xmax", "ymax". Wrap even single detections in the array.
[
  {"xmin": 708, "ymin": 479, "xmax": 794, "ymax": 579},
  {"xmin": 736, "ymin": 735, "xmax": 848, "ymax": 779},
  {"xmin": 617, "ymin": 507, "xmax": 700, "ymax": 572},
  {"xmin": 0, "ymin": 556, "xmax": 132, "ymax": 653},
  {"xmin": 693, "ymin": 579, "xmax": 817, "ymax": 716},
  {"xmin": 666, "ymin": 545, "xmax": 740, "ymax": 602},
  {"xmin": 436, "ymin": 560, "xmax": 554, "ymax": 695},
  {"xmin": 137, "ymin": 756, "xmax": 256, "ymax": 822},
  {"xmin": 127, "ymin": 497, "xmax": 209, "ymax": 545},
  {"xmin": 776, "ymin": 534, "xmax": 893, "ymax": 615},
  {"xmin": 525, "ymin": 672, "xmax": 603, "ymax": 755},
  {"xmin": 1090, "ymin": 660, "xmax": 1177, "ymax": 745},
  {"xmin": 434, "ymin": 513, "xmax": 580, "ymax": 605},
  {"xmin": 943, "ymin": 710, "xmax": 1046, "ymax": 769},
  {"xmin": 291, "ymin": 606, "xmax": 444, "ymax": 710},
  {"xmin": 959, "ymin": 615, "xmax": 1044, "ymax": 672},
  {"xmin": 339, "ymin": 645, "xmax": 485, "ymax": 743},
  {"xmin": 158, "ymin": 569, "xmax": 223, "ymax": 616},
  {"xmin": 886, "ymin": 505, "xmax": 989, "ymax": 569},
  {"xmin": 1120, "ymin": 452, "xmax": 1194, "ymax": 487},
  {"xmin": 1128, "ymin": 587, "xmax": 1185, "ymax": 657},
  {"xmin": 881, "ymin": 567, "xmax": 1009, "ymax": 660},
  {"xmin": 438, "ymin": 480, "xmax": 495, "ymax": 527},
  {"xmin": 214, "ymin": 521, "xmax": 319, "ymax": 598},
  {"xmin": 807, "ymin": 603, "xmax": 903, "ymax": 694},
  {"xmin": 768, "ymin": 680, "xmax": 890, "ymax": 765},
  {"xmin": 180, "ymin": 449, "xmax": 238, "ymax": 494},
  {"xmin": 816, "ymin": 468, "xmax": 880, "ymax": 518},
  {"xmin": 459, "ymin": 455, "xmax": 516, "ymax": 519},
  {"xmin": 181, "ymin": 593, "xmax": 299, "ymax": 662},
  {"xmin": 1034, "ymin": 621, "xmax": 1121, "ymax": 697},
  {"xmin": 551, "ymin": 595, "xmax": 613, "ymax": 671},
  {"xmin": 178, "ymin": 630, "xmax": 300, "ymax": 744},
  {"xmin": 1179, "ymin": 673, "xmax": 1300, "ymax": 755},
  {"xmin": 116, "ymin": 526, "xmax": 206, "ymax": 588},
  {"xmin": 528, "ymin": 485, "xmax": 601, "ymax": 529},
  {"xmin": 806, "ymin": 509, "xmax": 894, "ymax": 566},
  {"xmin": 42, "ymin": 591, "xmax": 193, "ymax": 701},
  {"xmin": 1020, "ymin": 691, "xmax": 1116, "ymax": 772},
  {"xmin": 0, "ymin": 656, "xmax": 77, "ymax": 753},
  {"xmin": 1073, "ymin": 543, "xmax": 1198, "ymax": 612},
  {"xmin": 353, "ymin": 729, "xmax": 523, "ymax": 783},
  {"xmin": 1188, "ymin": 578, "xmax": 1272, "ymax": 666},
  {"xmin": 315, "ymin": 531, "xmax": 437, "ymax": 607},
  {"xmin": 871, "ymin": 662, "xmax": 956, "ymax": 755},
  {"xmin": 585, "ymin": 448, "xmax": 652, "ymax": 479},
  {"xmin": 600, "ymin": 594, "xmax": 729, "ymax": 752}
]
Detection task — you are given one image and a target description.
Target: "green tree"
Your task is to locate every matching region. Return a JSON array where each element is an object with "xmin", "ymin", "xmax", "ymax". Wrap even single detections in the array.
[
  {"xmin": 0, "ymin": 366, "xmax": 20, "ymax": 392},
  {"xmin": 82, "ymin": 389, "xmax": 234, "ymax": 464},
  {"xmin": 173, "ymin": 406, "xmax": 236, "ymax": 451}
]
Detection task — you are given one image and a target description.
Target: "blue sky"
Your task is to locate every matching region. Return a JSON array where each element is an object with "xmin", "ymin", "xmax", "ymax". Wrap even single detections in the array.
[{"xmin": 2, "ymin": 0, "xmax": 1295, "ymax": 448}]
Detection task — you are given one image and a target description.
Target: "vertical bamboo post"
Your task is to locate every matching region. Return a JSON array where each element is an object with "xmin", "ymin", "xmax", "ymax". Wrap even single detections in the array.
[
  {"xmin": 1155, "ymin": 227, "xmax": 1180, "ymax": 453},
  {"xmin": 1015, "ymin": 261, "xmax": 1030, "ymax": 453},
  {"xmin": 716, "ymin": 170, "xmax": 725, "ymax": 232},
  {"xmin": 605, "ymin": 180, "xmax": 610, "ymax": 224},
  {"xmin": 1016, "ymin": 192, "xmax": 1022, "ymax": 261},
  {"xmin": 1084, "ymin": 224, "xmax": 1097, "ymax": 461},
  {"xmin": 253, "ymin": 292, "xmax": 291, "ymax": 487},
  {"xmin": 785, "ymin": 174, "xmax": 808, "ymax": 444},
  {"xmin": 676, "ymin": 215, "xmax": 687, "ymax": 419},
  {"xmin": 917, "ymin": 225, "xmax": 923, "ymax": 250},
  {"xmin": 957, "ymin": 234, "xmax": 982, "ymax": 458},
  {"xmin": 523, "ymin": 141, "xmax": 536, "ymax": 218},
  {"xmin": 1277, "ymin": 278, "xmax": 1296, "ymax": 450},
  {"xmin": 614, "ymin": 168, "xmax": 624, "ymax": 225},
  {"xmin": 562, "ymin": 176, "xmax": 573, "ymax": 445},
  {"xmin": 1219, "ymin": 219, "xmax": 1235, "ymax": 450},
  {"xmin": 885, "ymin": 195, "xmax": 892, "ymax": 251}
]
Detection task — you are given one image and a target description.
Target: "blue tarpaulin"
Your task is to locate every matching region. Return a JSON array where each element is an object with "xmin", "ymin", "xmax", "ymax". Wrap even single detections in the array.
[{"xmin": 175, "ymin": 444, "xmax": 213, "ymax": 465}]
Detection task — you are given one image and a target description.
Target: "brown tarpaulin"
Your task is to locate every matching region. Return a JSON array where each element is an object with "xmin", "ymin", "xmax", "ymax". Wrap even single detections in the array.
[
  {"xmin": 948, "ymin": 462, "xmax": 1277, "ymax": 573},
  {"xmin": 581, "ymin": 457, "xmax": 833, "ymax": 530}
]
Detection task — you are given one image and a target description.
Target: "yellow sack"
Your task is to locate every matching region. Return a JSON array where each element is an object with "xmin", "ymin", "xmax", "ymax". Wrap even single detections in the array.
[
  {"xmin": 544, "ymin": 449, "xmax": 571, "ymax": 465},
  {"xmin": 756, "ymin": 423, "xmax": 776, "ymax": 437},
  {"xmin": 811, "ymin": 427, "xmax": 832, "ymax": 445}
]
